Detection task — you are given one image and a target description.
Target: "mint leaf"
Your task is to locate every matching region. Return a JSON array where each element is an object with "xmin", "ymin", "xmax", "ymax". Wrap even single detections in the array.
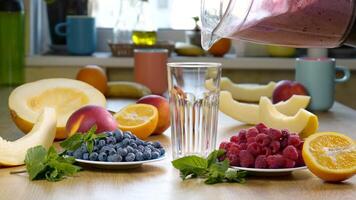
[
  {"xmin": 24, "ymin": 146, "xmax": 47, "ymax": 180},
  {"xmin": 60, "ymin": 134, "xmax": 83, "ymax": 151},
  {"xmin": 225, "ymin": 169, "xmax": 247, "ymax": 183},
  {"xmin": 207, "ymin": 149, "xmax": 225, "ymax": 167},
  {"xmin": 172, "ymin": 155, "xmax": 208, "ymax": 179}
]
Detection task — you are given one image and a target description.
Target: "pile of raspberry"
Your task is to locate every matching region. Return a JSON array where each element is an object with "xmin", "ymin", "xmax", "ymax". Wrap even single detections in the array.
[{"xmin": 219, "ymin": 123, "xmax": 305, "ymax": 169}]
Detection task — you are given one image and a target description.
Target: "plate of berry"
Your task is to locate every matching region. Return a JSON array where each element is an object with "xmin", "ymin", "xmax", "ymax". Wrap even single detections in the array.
[
  {"xmin": 65, "ymin": 130, "xmax": 167, "ymax": 169},
  {"xmin": 219, "ymin": 123, "xmax": 307, "ymax": 176}
]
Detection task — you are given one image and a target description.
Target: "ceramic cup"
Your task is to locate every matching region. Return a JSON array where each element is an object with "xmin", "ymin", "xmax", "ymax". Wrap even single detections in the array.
[
  {"xmin": 295, "ymin": 57, "xmax": 351, "ymax": 111},
  {"xmin": 55, "ymin": 16, "xmax": 96, "ymax": 55}
]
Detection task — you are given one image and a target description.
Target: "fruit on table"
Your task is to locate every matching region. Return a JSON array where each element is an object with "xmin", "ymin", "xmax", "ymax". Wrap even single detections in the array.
[
  {"xmin": 66, "ymin": 105, "xmax": 118, "ymax": 136},
  {"xmin": 8, "ymin": 78, "xmax": 106, "ymax": 140},
  {"xmin": 76, "ymin": 65, "xmax": 108, "ymax": 95},
  {"xmin": 0, "ymin": 108, "xmax": 56, "ymax": 166},
  {"xmin": 175, "ymin": 42, "xmax": 205, "ymax": 56},
  {"xmin": 106, "ymin": 81, "xmax": 151, "ymax": 98},
  {"xmin": 137, "ymin": 95, "xmax": 170, "ymax": 134},
  {"xmin": 259, "ymin": 97, "xmax": 318, "ymax": 138},
  {"xmin": 302, "ymin": 132, "xmax": 356, "ymax": 182},
  {"xmin": 66, "ymin": 130, "xmax": 165, "ymax": 162},
  {"xmin": 208, "ymin": 38, "xmax": 231, "ymax": 57},
  {"xmin": 206, "ymin": 77, "xmax": 276, "ymax": 102},
  {"xmin": 219, "ymin": 123, "xmax": 305, "ymax": 168},
  {"xmin": 219, "ymin": 91, "xmax": 310, "ymax": 124},
  {"xmin": 114, "ymin": 104, "xmax": 158, "ymax": 140},
  {"xmin": 272, "ymin": 80, "xmax": 309, "ymax": 104}
]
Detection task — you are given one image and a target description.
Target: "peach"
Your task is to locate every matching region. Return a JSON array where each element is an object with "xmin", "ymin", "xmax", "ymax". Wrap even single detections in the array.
[
  {"xmin": 272, "ymin": 80, "xmax": 309, "ymax": 104},
  {"xmin": 66, "ymin": 105, "xmax": 117, "ymax": 135},
  {"xmin": 137, "ymin": 95, "xmax": 170, "ymax": 134}
]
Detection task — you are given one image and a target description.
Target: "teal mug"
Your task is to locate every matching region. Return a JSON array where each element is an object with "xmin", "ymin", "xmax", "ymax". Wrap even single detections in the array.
[{"xmin": 295, "ymin": 58, "xmax": 351, "ymax": 111}]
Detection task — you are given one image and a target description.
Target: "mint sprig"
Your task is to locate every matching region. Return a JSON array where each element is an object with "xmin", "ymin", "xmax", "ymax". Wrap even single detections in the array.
[
  {"xmin": 60, "ymin": 125, "xmax": 106, "ymax": 153},
  {"xmin": 172, "ymin": 150, "xmax": 247, "ymax": 184},
  {"xmin": 24, "ymin": 146, "xmax": 81, "ymax": 182}
]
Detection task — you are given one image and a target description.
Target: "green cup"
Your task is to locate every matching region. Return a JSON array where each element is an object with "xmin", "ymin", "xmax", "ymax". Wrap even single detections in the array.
[{"xmin": 295, "ymin": 58, "xmax": 350, "ymax": 111}]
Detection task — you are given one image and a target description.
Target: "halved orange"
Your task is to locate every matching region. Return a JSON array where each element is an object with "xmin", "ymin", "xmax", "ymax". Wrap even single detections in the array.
[
  {"xmin": 114, "ymin": 104, "xmax": 158, "ymax": 140},
  {"xmin": 302, "ymin": 132, "xmax": 356, "ymax": 182}
]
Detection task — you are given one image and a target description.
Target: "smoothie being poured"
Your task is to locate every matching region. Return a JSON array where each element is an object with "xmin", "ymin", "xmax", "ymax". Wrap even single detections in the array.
[{"xmin": 201, "ymin": 0, "xmax": 356, "ymax": 50}]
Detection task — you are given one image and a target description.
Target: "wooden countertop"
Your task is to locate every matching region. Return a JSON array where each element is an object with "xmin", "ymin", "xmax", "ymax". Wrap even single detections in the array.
[{"xmin": 0, "ymin": 88, "xmax": 355, "ymax": 200}]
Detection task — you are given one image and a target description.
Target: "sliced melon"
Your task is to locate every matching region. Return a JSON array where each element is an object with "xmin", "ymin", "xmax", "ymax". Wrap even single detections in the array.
[
  {"xmin": 259, "ymin": 97, "xmax": 318, "ymax": 138},
  {"xmin": 0, "ymin": 107, "xmax": 56, "ymax": 166},
  {"xmin": 219, "ymin": 91, "xmax": 310, "ymax": 124},
  {"xmin": 206, "ymin": 77, "xmax": 276, "ymax": 102},
  {"xmin": 9, "ymin": 78, "xmax": 106, "ymax": 139}
]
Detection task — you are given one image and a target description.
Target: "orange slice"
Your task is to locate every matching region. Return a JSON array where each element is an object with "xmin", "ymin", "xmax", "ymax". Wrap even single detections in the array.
[
  {"xmin": 302, "ymin": 132, "xmax": 356, "ymax": 182},
  {"xmin": 114, "ymin": 104, "xmax": 158, "ymax": 140}
]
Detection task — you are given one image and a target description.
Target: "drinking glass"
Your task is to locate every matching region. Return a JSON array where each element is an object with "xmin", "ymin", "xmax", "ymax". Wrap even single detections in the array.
[{"xmin": 167, "ymin": 62, "xmax": 222, "ymax": 159}]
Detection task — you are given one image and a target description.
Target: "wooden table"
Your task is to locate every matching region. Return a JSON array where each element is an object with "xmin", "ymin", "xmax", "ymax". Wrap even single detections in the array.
[{"xmin": 0, "ymin": 87, "xmax": 355, "ymax": 200}]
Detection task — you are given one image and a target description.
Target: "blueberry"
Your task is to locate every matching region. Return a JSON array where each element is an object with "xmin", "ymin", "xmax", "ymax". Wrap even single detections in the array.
[
  {"xmin": 114, "ymin": 143, "xmax": 123, "ymax": 150},
  {"xmin": 98, "ymin": 152, "xmax": 107, "ymax": 161},
  {"xmin": 73, "ymin": 149, "xmax": 83, "ymax": 159},
  {"xmin": 106, "ymin": 137, "xmax": 115, "ymax": 145},
  {"xmin": 100, "ymin": 146, "xmax": 111, "ymax": 154},
  {"xmin": 135, "ymin": 152, "xmax": 144, "ymax": 161},
  {"xmin": 117, "ymin": 148, "xmax": 128, "ymax": 157},
  {"xmin": 159, "ymin": 148, "xmax": 165, "ymax": 156},
  {"xmin": 147, "ymin": 145, "xmax": 155, "ymax": 151},
  {"xmin": 153, "ymin": 149, "xmax": 161, "ymax": 156},
  {"xmin": 125, "ymin": 153, "xmax": 135, "ymax": 162},
  {"xmin": 123, "ymin": 131, "xmax": 132, "ymax": 139},
  {"xmin": 93, "ymin": 146, "xmax": 99, "ymax": 152},
  {"xmin": 114, "ymin": 129, "xmax": 123, "ymax": 142},
  {"xmin": 98, "ymin": 140, "xmax": 106, "ymax": 148},
  {"xmin": 143, "ymin": 150, "xmax": 152, "ymax": 160},
  {"xmin": 80, "ymin": 145, "xmax": 88, "ymax": 153},
  {"xmin": 151, "ymin": 151, "xmax": 160, "ymax": 159},
  {"xmin": 133, "ymin": 149, "xmax": 139, "ymax": 154},
  {"xmin": 66, "ymin": 150, "xmax": 74, "ymax": 156},
  {"xmin": 153, "ymin": 141, "xmax": 162, "ymax": 148},
  {"xmin": 126, "ymin": 146, "xmax": 134, "ymax": 153},
  {"xmin": 107, "ymin": 144, "xmax": 115, "ymax": 149},
  {"xmin": 107, "ymin": 154, "xmax": 122, "ymax": 162},
  {"xmin": 82, "ymin": 153, "xmax": 89, "ymax": 160},
  {"xmin": 130, "ymin": 143, "xmax": 138, "ymax": 149},
  {"xmin": 129, "ymin": 139, "xmax": 136, "ymax": 145},
  {"xmin": 89, "ymin": 152, "xmax": 99, "ymax": 161},
  {"xmin": 144, "ymin": 146, "xmax": 152, "ymax": 152},
  {"xmin": 108, "ymin": 148, "xmax": 116, "ymax": 155},
  {"xmin": 137, "ymin": 145, "xmax": 145, "ymax": 152},
  {"xmin": 122, "ymin": 138, "xmax": 130, "ymax": 146},
  {"xmin": 135, "ymin": 139, "xmax": 144, "ymax": 146},
  {"xmin": 105, "ymin": 131, "xmax": 113, "ymax": 137}
]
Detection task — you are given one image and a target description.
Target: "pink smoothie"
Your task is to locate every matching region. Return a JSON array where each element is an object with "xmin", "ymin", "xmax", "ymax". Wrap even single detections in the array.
[{"xmin": 231, "ymin": 0, "xmax": 355, "ymax": 47}]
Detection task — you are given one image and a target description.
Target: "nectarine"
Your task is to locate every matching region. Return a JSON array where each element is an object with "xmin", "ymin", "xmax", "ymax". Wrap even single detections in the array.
[
  {"xmin": 66, "ymin": 105, "xmax": 117, "ymax": 136},
  {"xmin": 272, "ymin": 80, "xmax": 308, "ymax": 104},
  {"xmin": 137, "ymin": 95, "xmax": 170, "ymax": 134}
]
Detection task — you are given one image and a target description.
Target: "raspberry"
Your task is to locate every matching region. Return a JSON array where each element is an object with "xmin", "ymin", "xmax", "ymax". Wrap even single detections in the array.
[
  {"xmin": 225, "ymin": 142, "xmax": 234, "ymax": 150},
  {"xmin": 239, "ymin": 143, "xmax": 248, "ymax": 150},
  {"xmin": 246, "ymin": 127, "xmax": 258, "ymax": 138},
  {"xmin": 230, "ymin": 135, "xmax": 239, "ymax": 143},
  {"xmin": 255, "ymin": 155, "xmax": 268, "ymax": 168},
  {"xmin": 266, "ymin": 154, "xmax": 285, "ymax": 169},
  {"xmin": 256, "ymin": 133, "xmax": 271, "ymax": 147},
  {"xmin": 295, "ymin": 149, "xmax": 305, "ymax": 167},
  {"xmin": 280, "ymin": 137, "xmax": 288, "ymax": 149},
  {"xmin": 261, "ymin": 146, "xmax": 272, "ymax": 156},
  {"xmin": 260, "ymin": 128, "xmax": 269, "ymax": 135},
  {"xmin": 268, "ymin": 128, "xmax": 282, "ymax": 140},
  {"xmin": 219, "ymin": 141, "xmax": 229, "ymax": 150},
  {"xmin": 247, "ymin": 142, "xmax": 261, "ymax": 156},
  {"xmin": 281, "ymin": 129, "xmax": 290, "ymax": 138},
  {"xmin": 297, "ymin": 141, "xmax": 304, "ymax": 150},
  {"xmin": 288, "ymin": 135, "xmax": 301, "ymax": 147},
  {"xmin": 270, "ymin": 140, "xmax": 281, "ymax": 154},
  {"xmin": 238, "ymin": 129, "xmax": 247, "ymax": 142},
  {"xmin": 247, "ymin": 137, "xmax": 256, "ymax": 144},
  {"xmin": 227, "ymin": 145, "xmax": 241, "ymax": 157},
  {"xmin": 255, "ymin": 123, "xmax": 268, "ymax": 133},
  {"xmin": 227, "ymin": 153, "xmax": 240, "ymax": 166},
  {"xmin": 284, "ymin": 158, "xmax": 296, "ymax": 168},
  {"xmin": 239, "ymin": 150, "xmax": 255, "ymax": 168},
  {"xmin": 283, "ymin": 145, "xmax": 298, "ymax": 161}
]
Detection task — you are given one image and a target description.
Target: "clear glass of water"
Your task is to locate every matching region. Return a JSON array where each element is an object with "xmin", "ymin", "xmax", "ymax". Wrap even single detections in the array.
[{"xmin": 167, "ymin": 62, "xmax": 222, "ymax": 159}]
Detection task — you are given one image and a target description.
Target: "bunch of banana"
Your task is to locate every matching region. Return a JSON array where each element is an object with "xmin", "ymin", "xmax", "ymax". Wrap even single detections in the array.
[{"xmin": 107, "ymin": 81, "xmax": 151, "ymax": 98}]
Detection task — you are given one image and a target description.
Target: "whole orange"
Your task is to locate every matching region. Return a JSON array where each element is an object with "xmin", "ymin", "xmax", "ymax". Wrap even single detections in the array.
[
  {"xmin": 76, "ymin": 65, "xmax": 108, "ymax": 95},
  {"xmin": 208, "ymin": 38, "xmax": 231, "ymax": 57}
]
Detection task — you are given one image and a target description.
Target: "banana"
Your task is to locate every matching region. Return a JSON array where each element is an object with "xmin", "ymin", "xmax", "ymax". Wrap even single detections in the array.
[
  {"xmin": 107, "ymin": 81, "xmax": 151, "ymax": 98},
  {"xmin": 175, "ymin": 42, "xmax": 205, "ymax": 56}
]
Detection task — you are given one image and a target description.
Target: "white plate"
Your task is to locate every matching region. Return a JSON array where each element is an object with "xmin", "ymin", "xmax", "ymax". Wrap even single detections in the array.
[
  {"xmin": 75, "ymin": 155, "xmax": 166, "ymax": 169},
  {"xmin": 232, "ymin": 166, "xmax": 308, "ymax": 176}
]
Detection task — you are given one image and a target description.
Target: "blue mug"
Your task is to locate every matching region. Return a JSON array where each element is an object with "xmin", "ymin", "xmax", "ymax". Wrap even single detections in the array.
[
  {"xmin": 55, "ymin": 16, "xmax": 96, "ymax": 55},
  {"xmin": 295, "ymin": 58, "xmax": 351, "ymax": 111}
]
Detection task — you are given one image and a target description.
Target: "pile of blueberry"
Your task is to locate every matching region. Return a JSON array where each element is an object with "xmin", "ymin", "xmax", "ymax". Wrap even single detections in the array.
[{"xmin": 66, "ymin": 130, "xmax": 165, "ymax": 162}]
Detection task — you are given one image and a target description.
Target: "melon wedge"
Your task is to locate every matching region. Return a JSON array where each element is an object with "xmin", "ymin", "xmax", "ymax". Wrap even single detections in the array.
[
  {"xmin": 0, "ymin": 107, "xmax": 56, "ymax": 166},
  {"xmin": 9, "ymin": 78, "xmax": 106, "ymax": 139},
  {"xmin": 219, "ymin": 91, "xmax": 310, "ymax": 124},
  {"xmin": 259, "ymin": 97, "xmax": 318, "ymax": 138},
  {"xmin": 206, "ymin": 77, "xmax": 276, "ymax": 102}
]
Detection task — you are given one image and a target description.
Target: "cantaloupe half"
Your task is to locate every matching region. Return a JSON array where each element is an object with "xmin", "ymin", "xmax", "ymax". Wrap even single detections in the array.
[
  {"xmin": 206, "ymin": 77, "xmax": 276, "ymax": 102},
  {"xmin": 8, "ymin": 78, "xmax": 106, "ymax": 140},
  {"xmin": 259, "ymin": 97, "xmax": 318, "ymax": 138},
  {"xmin": 219, "ymin": 91, "xmax": 310, "ymax": 124},
  {"xmin": 0, "ymin": 107, "xmax": 56, "ymax": 166}
]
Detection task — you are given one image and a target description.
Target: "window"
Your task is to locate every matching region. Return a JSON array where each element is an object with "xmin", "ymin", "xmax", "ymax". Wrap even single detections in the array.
[{"xmin": 91, "ymin": 0, "xmax": 201, "ymax": 29}]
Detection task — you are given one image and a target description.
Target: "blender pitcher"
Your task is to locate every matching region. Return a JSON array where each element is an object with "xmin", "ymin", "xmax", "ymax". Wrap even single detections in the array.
[{"xmin": 201, "ymin": 0, "xmax": 356, "ymax": 49}]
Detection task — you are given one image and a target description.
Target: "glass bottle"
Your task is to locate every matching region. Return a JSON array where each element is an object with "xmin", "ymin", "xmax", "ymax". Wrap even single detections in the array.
[
  {"xmin": 0, "ymin": 0, "xmax": 25, "ymax": 86},
  {"xmin": 132, "ymin": 0, "xmax": 157, "ymax": 46},
  {"xmin": 113, "ymin": 0, "xmax": 138, "ymax": 44}
]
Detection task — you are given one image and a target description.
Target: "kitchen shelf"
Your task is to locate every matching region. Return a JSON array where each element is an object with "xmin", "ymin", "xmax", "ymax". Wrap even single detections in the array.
[{"xmin": 26, "ymin": 52, "xmax": 356, "ymax": 70}]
